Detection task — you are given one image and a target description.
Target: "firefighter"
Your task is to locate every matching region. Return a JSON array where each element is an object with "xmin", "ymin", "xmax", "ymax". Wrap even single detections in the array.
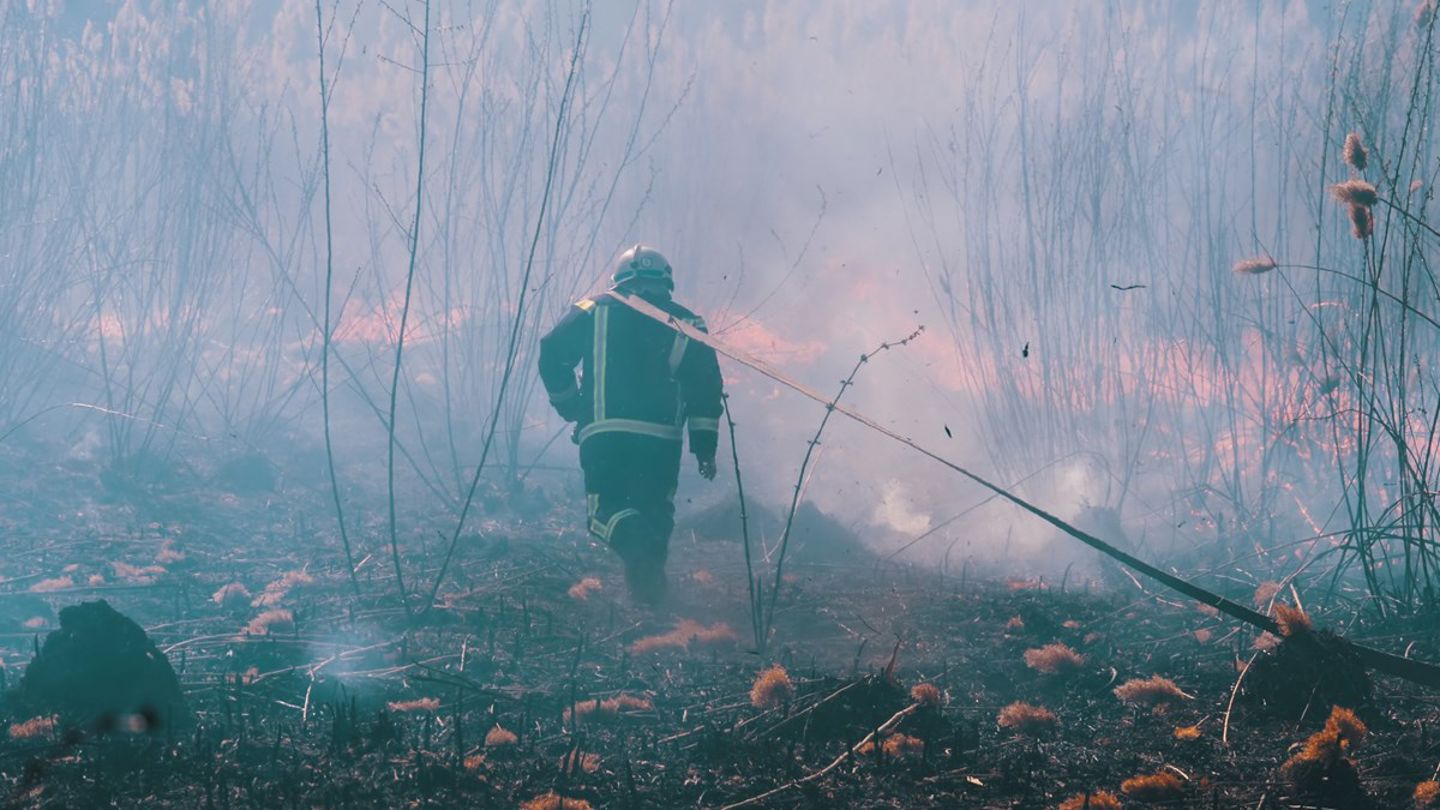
[{"xmin": 538, "ymin": 245, "xmax": 724, "ymax": 604}]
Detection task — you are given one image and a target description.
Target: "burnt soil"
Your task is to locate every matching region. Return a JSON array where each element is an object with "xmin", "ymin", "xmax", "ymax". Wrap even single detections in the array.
[{"xmin": 1, "ymin": 441, "xmax": 1440, "ymax": 808}]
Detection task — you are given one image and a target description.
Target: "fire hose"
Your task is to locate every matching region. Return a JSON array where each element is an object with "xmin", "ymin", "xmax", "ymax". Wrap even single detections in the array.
[{"xmin": 609, "ymin": 291, "xmax": 1440, "ymax": 690}]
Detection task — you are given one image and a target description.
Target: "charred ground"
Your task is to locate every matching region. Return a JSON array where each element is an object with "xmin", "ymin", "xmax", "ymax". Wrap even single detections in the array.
[{"xmin": 1, "ymin": 439, "xmax": 1439, "ymax": 809}]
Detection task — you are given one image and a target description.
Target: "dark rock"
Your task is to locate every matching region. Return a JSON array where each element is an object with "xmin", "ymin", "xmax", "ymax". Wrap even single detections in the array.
[{"xmin": 8, "ymin": 600, "xmax": 187, "ymax": 732}]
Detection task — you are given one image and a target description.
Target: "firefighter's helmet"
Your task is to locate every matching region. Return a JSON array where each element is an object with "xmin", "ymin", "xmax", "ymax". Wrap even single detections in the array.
[{"xmin": 612, "ymin": 244, "xmax": 674, "ymax": 289}]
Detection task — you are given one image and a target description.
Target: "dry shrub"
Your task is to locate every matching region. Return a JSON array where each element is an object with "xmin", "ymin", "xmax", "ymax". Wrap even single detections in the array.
[
  {"xmin": 1114, "ymin": 676, "xmax": 1192, "ymax": 708},
  {"xmin": 485, "ymin": 725, "xmax": 518, "ymax": 747},
  {"xmin": 564, "ymin": 693, "xmax": 654, "ymax": 724},
  {"xmin": 1331, "ymin": 179, "xmax": 1379, "ymax": 206},
  {"xmin": 519, "ymin": 792, "xmax": 592, "ymax": 810},
  {"xmin": 1273, "ymin": 603, "xmax": 1313, "ymax": 637},
  {"xmin": 1415, "ymin": 780, "xmax": 1440, "ymax": 808},
  {"xmin": 1024, "ymin": 643, "xmax": 1086, "ymax": 674},
  {"xmin": 857, "ymin": 733, "xmax": 925, "ymax": 759},
  {"xmin": 30, "ymin": 576, "xmax": 74, "ymax": 593},
  {"xmin": 463, "ymin": 753, "xmax": 486, "ymax": 771},
  {"xmin": 112, "ymin": 562, "xmax": 166, "ymax": 584},
  {"xmin": 559, "ymin": 748, "xmax": 601, "ymax": 775},
  {"xmin": 8, "ymin": 716, "xmax": 56, "ymax": 740},
  {"xmin": 1193, "ymin": 628, "xmax": 1213, "ymax": 644},
  {"xmin": 387, "ymin": 698, "xmax": 440, "ymax": 713},
  {"xmin": 1057, "ymin": 791, "xmax": 1122, "ymax": 810},
  {"xmin": 1232, "ymin": 256, "xmax": 1278, "ymax": 275},
  {"xmin": 212, "ymin": 582, "xmax": 251, "ymax": 610},
  {"xmin": 1349, "ymin": 203, "xmax": 1374, "ymax": 239},
  {"xmin": 251, "ymin": 570, "xmax": 314, "ymax": 608},
  {"xmin": 87, "ymin": 574, "xmax": 105, "ymax": 586},
  {"xmin": 1253, "ymin": 580, "xmax": 1283, "ymax": 607},
  {"xmin": 751, "ymin": 665, "xmax": 795, "ymax": 709},
  {"xmin": 996, "ymin": 701, "xmax": 1056, "ymax": 736},
  {"xmin": 1195, "ymin": 602, "xmax": 1220, "ymax": 617},
  {"xmin": 1343, "ymin": 132, "xmax": 1369, "ymax": 171},
  {"xmin": 244, "ymin": 608, "xmax": 294, "ymax": 636},
  {"xmin": 567, "ymin": 577, "xmax": 602, "ymax": 601},
  {"xmin": 910, "ymin": 683, "xmax": 942, "ymax": 707},
  {"xmin": 1173, "ymin": 724, "xmax": 1202, "ymax": 741},
  {"xmin": 629, "ymin": 620, "xmax": 737, "ymax": 654},
  {"xmin": 1004, "ymin": 615, "xmax": 1026, "ymax": 633},
  {"xmin": 1121, "ymin": 771, "xmax": 1184, "ymax": 802}
]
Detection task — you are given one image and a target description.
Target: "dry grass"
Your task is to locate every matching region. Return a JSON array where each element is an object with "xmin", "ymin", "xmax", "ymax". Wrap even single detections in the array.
[
  {"xmin": 1173, "ymin": 724, "xmax": 1202, "ymax": 741},
  {"xmin": 559, "ymin": 748, "xmax": 601, "ymax": 775},
  {"xmin": 1273, "ymin": 603, "xmax": 1313, "ymax": 636},
  {"xmin": 1003, "ymin": 615, "xmax": 1025, "ymax": 633},
  {"xmin": 1281, "ymin": 705, "xmax": 1368, "ymax": 791},
  {"xmin": 387, "ymin": 698, "xmax": 440, "ymax": 713},
  {"xmin": 1121, "ymin": 771, "xmax": 1185, "ymax": 802},
  {"xmin": 1114, "ymin": 676, "xmax": 1192, "ymax": 708},
  {"xmin": 857, "ymin": 733, "xmax": 925, "ymax": 759},
  {"xmin": 30, "ymin": 576, "xmax": 73, "ymax": 592},
  {"xmin": 1253, "ymin": 580, "xmax": 1283, "ymax": 607},
  {"xmin": 212, "ymin": 582, "xmax": 251, "ymax": 610},
  {"xmin": 1415, "ymin": 780, "xmax": 1440, "ymax": 808},
  {"xmin": 996, "ymin": 701, "xmax": 1056, "ymax": 736},
  {"xmin": 1057, "ymin": 791, "xmax": 1122, "ymax": 810},
  {"xmin": 629, "ymin": 620, "xmax": 737, "ymax": 654},
  {"xmin": 910, "ymin": 682, "xmax": 942, "ymax": 707},
  {"xmin": 252, "ymin": 570, "xmax": 315, "ymax": 608},
  {"xmin": 750, "ymin": 665, "xmax": 795, "ymax": 709},
  {"xmin": 244, "ymin": 608, "xmax": 294, "ymax": 636},
  {"xmin": 154, "ymin": 541, "xmax": 186, "ymax": 565},
  {"xmin": 564, "ymin": 693, "xmax": 655, "ymax": 724},
  {"xmin": 462, "ymin": 753, "xmax": 486, "ymax": 771},
  {"xmin": 519, "ymin": 792, "xmax": 592, "ymax": 810},
  {"xmin": 567, "ymin": 577, "xmax": 601, "ymax": 601},
  {"xmin": 1344, "ymin": 132, "xmax": 1368, "ymax": 171},
  {"xmin": 1023, "ymin": 643, "xmax": 1086, "ymax": 674},
  {"xmin": 485, "ymin": 725, "xmax": 519, "ymax": 747},
  {"xmin": 8, "ymin": 716, "xmax": 56, "ymax": 740},
  {"xmin": 1331, "ymin": 179, "xmax": 1379, "ymax": 206},
  {"xmin": 112, "ymin": 562, "xmax": 166, "ymax": 584},
  {"xmin": 1232, "ymin": 256, "xmax": 1278, "ymax": 275}
]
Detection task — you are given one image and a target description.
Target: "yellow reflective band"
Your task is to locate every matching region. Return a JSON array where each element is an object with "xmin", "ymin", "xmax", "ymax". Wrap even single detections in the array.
[
  {"xmin": 575, "ymin": 298, "xmax": 595, "ymax": 312},
  {"xmin": 579, "ymin": 418, "xmax": 683, "ymax": 444},
  {"xmin": 589, "ymin": 518, "xmax": 610, "ymax": 540},
  {"xmin": 605, "ymin": 508, "xmax": 641, "ymax": 539},
  {"xmin": 587, "ymin": 493, "xmax": 599, "ymax": 519},
  {"xmin": 688, "ymin": 417, "xmax": 720, "ymax": 432},
  {"xmin": 593, "ymin": 305, "xmax": 609, "ymax": 421}
]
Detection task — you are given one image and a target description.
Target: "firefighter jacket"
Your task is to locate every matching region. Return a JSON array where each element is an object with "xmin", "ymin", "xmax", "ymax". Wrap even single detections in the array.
[{"xmin": 538, "ymin": 290, "xmax": 724, "ymax": 461}]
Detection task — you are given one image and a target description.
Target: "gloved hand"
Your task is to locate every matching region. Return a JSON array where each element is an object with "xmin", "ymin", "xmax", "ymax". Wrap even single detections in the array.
[{"xmin": 697, "ymin": 457, "xmax": 717, "ymax": 480}]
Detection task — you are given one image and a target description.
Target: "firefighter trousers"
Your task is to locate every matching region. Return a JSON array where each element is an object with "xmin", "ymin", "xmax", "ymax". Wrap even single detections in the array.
[{"xmin": 580, "ymin": 431, "xmax": 682, "ymax": 564}]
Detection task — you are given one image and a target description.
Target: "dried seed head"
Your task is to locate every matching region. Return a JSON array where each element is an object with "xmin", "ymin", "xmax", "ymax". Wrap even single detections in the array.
[
  {"xmin": 1331, "ymin": 179, "xmax": 1379, "ymax": 207},
  {"xmin": 1349, "ymin": 203, "xmax": 1374, "ymax": 239},
  {"xmin": 1232, "ymin": 256, "xmax": 1278, "ymax": 275},
  {"xmin": 1343, "ymin": 133, "xmax": 1368, "ymax": 171}
]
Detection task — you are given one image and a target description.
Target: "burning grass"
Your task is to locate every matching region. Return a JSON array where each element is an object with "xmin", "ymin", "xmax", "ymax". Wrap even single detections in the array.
[
  {"xmin": 629, "ymin": 619, "xmax": 737, "ymax": 654},
  {"xmin": 996, "ymin": 701, "xmax": 1056, "ymax": 736},
  {"xmin": 251, "ymin": 569, "xmax": 315, "ymax": 608},
  {"xmin": 1416, "ymin": 780, "xmax": 1440, "ymax": 808},
  {"xmin": 750, "ymin": 665, "xmax": 794, "ymax": 709},
  {"xmin": 1023, "ymin": 643, "xmax": 1086, "ymax": 674},
  {"xmin": 857, "ymin": 732, "xmax": 925, "ymax": 759},
  {"xmin": 211, "ymin": 582, "xmax": 251, "ymax": 610}
]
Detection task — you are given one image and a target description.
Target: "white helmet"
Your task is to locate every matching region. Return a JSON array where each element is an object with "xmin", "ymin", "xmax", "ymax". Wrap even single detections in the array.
[{"xmin": 611, "ymin": 244, "xmax": 673, "ymax": 289}]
